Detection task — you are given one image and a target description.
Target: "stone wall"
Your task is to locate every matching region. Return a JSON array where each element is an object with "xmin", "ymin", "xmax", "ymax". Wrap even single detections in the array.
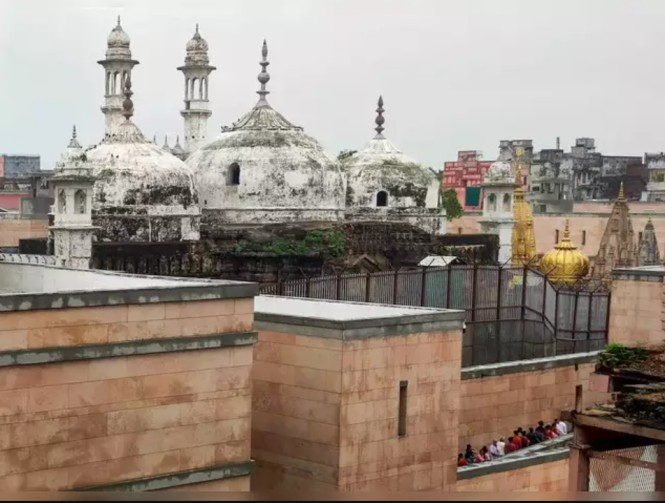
[
  {"xmin": 0, "ymin": 215, "xmax": 48, "ymax": 248},
  {"xmin": 251, "ymin": 307, "xmax": 463, "ymax": 492},
  {"xmin": 457, "ymin": 455, "xmax": 569, "ymax": 492},
  {"xmin": 609, "ymin": 267, "xmax": 665, "ymax": 346},
  {"xmin": 458, "ymin": 353, "xmax": 599, "ymax": 451},
  {"xmin": 0, "ymin": 296, "xmax": 256, "ymax": 491}
]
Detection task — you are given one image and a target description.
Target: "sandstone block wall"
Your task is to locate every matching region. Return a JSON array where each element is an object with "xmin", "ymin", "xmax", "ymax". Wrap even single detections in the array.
[
  {"xmin": 457, "ymin": 458, "xmax": 569, "ymax": 492},
  {"xmin": 459, "ymin": 358, "xmax": 596, "ymax": 450},
  {"xmin": 0, "ymin": 217, "xmax": 48, "ymax": 248},
  {"xmin": 0, "ymin": 297, "xmax": 256, "ymax": 491},
  {"xmin": 251, "ymin": 323, "xmax": 462, "ymax": 492},
  {"xmin": 609, "ymin": 270, "xmax": 665, "ymax": 346}
]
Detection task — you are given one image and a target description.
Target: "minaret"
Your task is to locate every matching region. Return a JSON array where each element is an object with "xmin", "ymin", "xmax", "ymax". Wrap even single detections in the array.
[
  {"xmin": 178, "ymin": 24, "xmax": 216, "ymax": 153},
  {"xmin": 98, "ymin": 17, "xmax": 139, "ymax": 137},
  {"xmin": 49, "ymin": 126, "xmax": 99, "ymax": 269}
]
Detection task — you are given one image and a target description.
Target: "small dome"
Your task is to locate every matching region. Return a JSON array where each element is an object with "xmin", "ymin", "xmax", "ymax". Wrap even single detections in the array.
[
  {"xmin": 105, "ymin": 17, "xmax": 132, "ymax": 59},
  {"xmin": 485, "ymin": 160, "xmax": 513, "ymax": 182},
  {"xmin": 184, "ymin": 25, "xmax": 210, "ymax": 65},
  {"xmin": 541, "ymin": 220, "xmax": 590, "ymax": 285}
]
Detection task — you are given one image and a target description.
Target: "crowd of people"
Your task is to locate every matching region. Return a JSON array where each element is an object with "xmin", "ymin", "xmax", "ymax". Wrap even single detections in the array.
[{"xmin": 457, "ymin": 418, "xmax": 568, "ymax": 467}]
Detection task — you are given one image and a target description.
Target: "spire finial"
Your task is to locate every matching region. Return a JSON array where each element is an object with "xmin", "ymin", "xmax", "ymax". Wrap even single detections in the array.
[
  {"xmin": 256, "ymin": 39, "xmax": 271, "ymax": 106},
  {"xmin": 618, "ymin": 181, "xmax": 625, "ymax": 202},
  {"xmin": 374, "ymin": 95, "xmax": 385, "ymax": 137},
  {"xmin": 117, "ymin": 15, "xmax": 121, "ymax": 28},
  {"xmin": 153, "ymin": 134, "xmax": 157, "ymax": 144},
  {"xmin": 563, "ymin": 219, "xmax": 571, "ymax": 241},
  {"xmin": 196, "ymin": 23, "xmax": 199, "ymax": 34},
  {"xmin": 67, "ymin": 124, "xmax": 82, "ymax": 148},
  {"xmin": 72, "ymin": 125, "xmax": 77, "ymax": 140},
  {"xmin": 163, "ymin": 135, "xmax": 169, "ymax": 149},
  {"xmin": 121, "ymin": 76, "xmax": 134, "ymax": 120},
  {"xmin": 176, "ymin": 135, "xmax": 181, "ymax": 146}
]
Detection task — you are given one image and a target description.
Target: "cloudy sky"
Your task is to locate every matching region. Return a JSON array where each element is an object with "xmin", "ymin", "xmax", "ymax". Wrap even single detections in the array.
[{"xmin": 1, "ymin": 0, "xmax": 664, "ymax": 171}]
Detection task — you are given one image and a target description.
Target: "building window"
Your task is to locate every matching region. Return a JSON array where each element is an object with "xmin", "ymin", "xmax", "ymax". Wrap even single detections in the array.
[
  {"xmin": 75, "ymin": 190, "xmax": 86, "ymax": 214},
  {"xmin": 458, "ymin": 227, "xmax": 462, "ymax": 234},
  {"xmin": 502, "ymin": 193, "xmax": 511, "ymax": 212},
  {"xmin": 376, "ymin": 191, "xmax": 388, "ymax": 207},
  {"xmin": 57, "ymin": 190, "xmax": 66, "ymax": 214},
  {"xmin": 227, "ymin": 163, "xmax": 240, "ymax": 186},
  {"xmin": 540, "ymin": 205, "xmax": 547, "ymax": 213},
  {"xmin": 398, "ymin": 380, "xmax": 408, "ymax": 437},
  {"xmin": 582, "ymin": 230, "xmax": 586, "ymax": 245},
  {"xmin": 555, "ymin": 229, "xmax": 559, "ymax": 244},
  {"xmin": 487, "ymin": 193, "xmax": 496, "ymax": 212}
]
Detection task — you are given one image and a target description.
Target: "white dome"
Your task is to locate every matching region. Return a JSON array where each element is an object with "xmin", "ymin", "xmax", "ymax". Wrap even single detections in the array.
[
  {"xmin": 184, "ymin": 25, "xmax": 210, "ymax": 65},
  {"xmin": 343, "ymin": 137, "xmax": 435, "ymax": 208},
  {"xmin": 185, "ymin": 41, "xmax": 344, "ymax": 220},
  {"xmin": 186, "ymin": 105, "xmax": 344, "ymax": 213},
  {"xmin": 485, "ymin": 160, "xmax": 513, "ymax": 182},
  {"xmin": 86, "ymin": 121, "xmax": 196, "ymax": 209},
  {"xmin": 105, "ymin": 18, "xmax": 132, "ymax": 59}
]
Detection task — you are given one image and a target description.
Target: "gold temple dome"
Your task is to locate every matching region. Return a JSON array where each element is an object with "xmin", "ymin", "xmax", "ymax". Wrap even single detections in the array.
[{"xmin": 541, "ymin": 219, "xmax": 590, "ymax": 285}]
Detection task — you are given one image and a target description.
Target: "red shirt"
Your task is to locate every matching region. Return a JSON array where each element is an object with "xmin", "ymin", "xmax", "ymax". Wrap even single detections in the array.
[
  {"xmin": 520, "ymin": 436, "xmax": 530, "ymax": 448},
  {"xmin": 512, "ymin": 438, "xmax": 522, "ymax": 450},
  {"xmin": 546, "ymin": 430, "xmax": 556, "ymax": 440},
  {"xmin": 458, "ymin": 458, "xmax": 468, "ymax": 466},
  {"xmin": 505, "ymin": 442, "xmax": 517, "ymax": 453}
]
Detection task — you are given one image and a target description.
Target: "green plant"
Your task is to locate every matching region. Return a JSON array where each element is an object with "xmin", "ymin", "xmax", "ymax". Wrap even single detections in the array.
[
  {"xmin": 599, "ymin": 343, "xmax": 649, "ymax": 368},
  {"xmin": 441, "ymin": 188, "xmax": 463, "ymax": 221}
]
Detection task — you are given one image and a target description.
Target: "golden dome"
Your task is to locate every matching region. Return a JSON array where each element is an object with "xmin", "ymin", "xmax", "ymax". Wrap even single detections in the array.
[
  {"xmin": 541, "ymin": 219, "xmax": 590, "ymax": 285},
  {"xmin": 511, "ymin": 152, "xmax": 538, "ymax": 266}
]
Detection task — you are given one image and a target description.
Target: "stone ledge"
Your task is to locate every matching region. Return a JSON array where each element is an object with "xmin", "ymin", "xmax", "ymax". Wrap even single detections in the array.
[
  {"xmin": 77, "ymin": 460, "xmax": 255, "ymax": 491},
  {"xmin": 462, "ymin": 351, "xmax": 600, "ymax": 380},
  {"xmin": 0, "ymin": 331, "xmax": 257, "ymax": 367},
  {"xmin": 612, "ymin": 267, "xmax": 665, "ymax": 281}
]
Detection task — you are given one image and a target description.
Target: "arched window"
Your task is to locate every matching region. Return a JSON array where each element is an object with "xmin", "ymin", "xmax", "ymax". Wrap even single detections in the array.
[
  {"xmin": 75, "ymin": 190, "xmax": 87, "ymax": 214},
  {"xmin": 227, "ymin": 163, "xmax": 240, "ymax": 186},
  {"xmin": 58, "ymin": 190, "xmax": 67, "ymax": 214},
  {"xmin": 191, "ymin": 78, "xmax": 198, "ymax": 99},
  {"xmin": 199, "ymin": 78, "xmax": 204, "ymax": 100},
  {"xmin": 113, "ymin": 71, "xmax": 120, "ymax": 95},
  {"xmin": 487, "ymin": 193, "xmax": 496, "ymax": 212},
  {"xmin": 502, "ymin": 193, "xmax": 511, "ymax": 212},
  {"xmin": 376, "ymin": 190, "xmax": 388, "ymax": 207}
]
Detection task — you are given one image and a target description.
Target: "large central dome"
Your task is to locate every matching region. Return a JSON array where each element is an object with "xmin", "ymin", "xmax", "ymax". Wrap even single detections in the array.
[{"xmin": 185, "ymin": 41, "xmax": 345, "ymax": 224}]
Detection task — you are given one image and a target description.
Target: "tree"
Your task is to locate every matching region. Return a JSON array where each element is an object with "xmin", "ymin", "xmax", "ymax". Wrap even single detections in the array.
[
  {"xmin": 441, "ymin": 188, "xmax": 463, "ymax": 221},
  {"xmin": 337, "ymin": 149, "xmax": 357, "ymax": 161}
]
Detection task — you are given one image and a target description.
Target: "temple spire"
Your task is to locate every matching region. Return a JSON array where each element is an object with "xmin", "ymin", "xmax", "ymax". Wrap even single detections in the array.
[
  {"xmin": 68, "ymin": 125, "xmax": 81, "ymax": 148},
  {"xmin": 117, "ymin": 15, "xmax": 121, "ymax": 28},
  {"xmin": 374, "ymin": 96, "xmax": 385, "ymax": 138},
  {"xmin": 121, "ymin": 76, "xmax": 134, "ymax": 120},
  {"xmin": 256, "ymin": 40, "xmax": 271, "ymax": 107},
  {"xmin": 618, "ymin": 181, "xmax": 625, "ymax": 202}
]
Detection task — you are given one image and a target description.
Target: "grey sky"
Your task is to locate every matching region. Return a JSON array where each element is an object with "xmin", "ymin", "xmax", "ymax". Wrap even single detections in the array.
[{"xmin": 1, "ymin": 0, "xmax": 664, "ymax": 172}]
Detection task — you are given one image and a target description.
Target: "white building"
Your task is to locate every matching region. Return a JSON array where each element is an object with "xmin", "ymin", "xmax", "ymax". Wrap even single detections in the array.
[
  {"xmin": 479, "ymin": 160, "xmax": 516, "ymax": 264},
  {"xmin": 342, "ymin": 97, "xmax": 445, "ymax": 235}
]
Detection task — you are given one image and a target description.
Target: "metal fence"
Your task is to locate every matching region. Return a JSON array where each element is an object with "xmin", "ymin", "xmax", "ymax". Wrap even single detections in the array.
[
  {"xmin": 589, "ymin": 445, "xmax": 661, "ymax": 491},
  {"xmin": 260, "ymin": 265, "xmax": 610, "ymax": 367}
]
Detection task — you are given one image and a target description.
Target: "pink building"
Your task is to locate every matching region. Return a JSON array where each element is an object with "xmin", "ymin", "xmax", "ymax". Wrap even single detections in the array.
[{"xmin": 442, "ymin": 151, "xmax": 493, "ymax": 210}]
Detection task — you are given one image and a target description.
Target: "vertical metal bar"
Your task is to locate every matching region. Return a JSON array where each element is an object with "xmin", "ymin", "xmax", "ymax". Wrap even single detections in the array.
[
  {"xmin": 365, "ymin": 272, "xmax": 371, "ymax": 303},
  {"xmin": 420, "ymin": 267, "xmax": 427, "ymax": 307},
  {"xmin": 604, "ymin": 291, "xmax": 612, "ymax": 345},
  {"xmin": 393, "ymin": 270, "xmax": 399, "ymax": 304},
  {"xmin": 305, "ymin": 277, "xmax": 311, "ymax": 298},
  {"xmin": 496, "ymin": 266, "xmax": 503, "ymax": 321},
  {"xmin": 336, "ymin": 274, "xmax": 342, "ymax": 300},
  {"xmin": 471, "ymin": 263, "xmax": 478, "ymax": 322},
  {"xmin": 571, "ymin": 290, "xmax": 580, "ymax": 352},
  {"xmin": 587, "ymin": 292, "xmax": 593, "ymax": 345},
  {"xmin": 446, "ymin": 266, "xmax": 452, "ymax": 309},
  {"xmin": 553, "ymin": 287, "xmax": 560, "ymax": 349}
]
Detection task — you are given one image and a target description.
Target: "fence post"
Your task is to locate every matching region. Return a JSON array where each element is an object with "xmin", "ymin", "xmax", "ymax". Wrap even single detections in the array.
[
  {"xmin": 420, "ymin": 267, "xmax": 427, "ymax": 307},
  {"xmin": 365, "ymin": 272, "xmax": 371, "ymax": 303},
  {"xmin": 471, "ymin": 263, "xmax": 478, "ymax": 322},
  {"xmin": 520, "ymin": 264, "xmax": 528, "ymax": 321},
  {"xmin": 553, "ymin": 287, "xmax": 560, "ymax": 350},
  {"xmin": 305, "ymin": 277, "xmax": 311, "ymax": 298},
  {"xmin": 496, "ymin": 266, "xmax": 503, "ymax": 321},
  {"xmin": 604, "ymin": 292, "xmax": 611, "ymax": 347},
  {"xmin": 336, "ymin": 274, "xmax": 342, "ymax": 300},
  {"xmin": 571, "ymin": 290, "xmax": 580, "ymax": 353},
  {"xmin": 393, "ymin": 270, "xmax": 399, "ymax": 304},
  {"xmin": 587, "ymin": 292, "xmax": 593, "ymax": 347},
  {"xmin": 446, "ymin": 266, "xmax": 453, "ymax": 309}
]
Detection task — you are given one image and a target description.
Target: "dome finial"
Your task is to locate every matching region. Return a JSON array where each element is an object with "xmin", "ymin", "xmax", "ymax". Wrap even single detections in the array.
[
  {"xmin": 67, "ymin": 124, "xmax": 82, "ymax": 148},
  {"xmin": 618, "ymin": 181, "xmax": 625, "ymax": 201},
  {"xmin": 562, "ymin": 219, "xmax": 571, "ymax": 242},
  {"xmin": 72, "ymin": 125, "xmax": 77, "ymax": 140},
  {"xmin": 256, "ymin": 39, "xmax": 271, "ymax": 106},
  {"xmin": 117, "ymin": 15, "xmax": 121, "ymax": 28},
  {"xmin": 374, "ymin": 95, "xmax": 385, "ymax": 138},
  {"xmin": 195, "ymin": 23, "xmax": 199, "ymax": 34},
  {"xmin": 121, "ymin": 76, "xmax": 134, "ymax": 120}
]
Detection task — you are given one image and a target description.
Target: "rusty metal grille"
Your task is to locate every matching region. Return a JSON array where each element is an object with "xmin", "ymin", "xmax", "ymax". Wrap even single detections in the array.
[{"xmin": 589, "ymin": 445, "xmax": 658, "ymax": 492}]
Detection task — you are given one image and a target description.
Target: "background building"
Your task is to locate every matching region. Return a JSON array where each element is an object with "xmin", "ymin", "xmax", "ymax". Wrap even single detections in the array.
[{"xmin": 442, "ymin": 151, "xmax": 492, "ymax": 210}]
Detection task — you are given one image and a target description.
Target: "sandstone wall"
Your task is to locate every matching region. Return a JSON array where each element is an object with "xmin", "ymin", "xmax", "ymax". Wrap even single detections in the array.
[
  {"xmin": 609, "ymin": 269, "xmax": 665, "ymax": 346},
  {"xmin": 457, "ymin": 457, "xmax": 569, "ymax": 492},
  {"xmin": 459, "ymin": 354, "xmax": 597, "ymax": 450},
  {"xmin": 251, "ymin": 326, "xmax": 462, "ymax": 492},
  {"xmin": 0, "ymin": 297, "xmax": 255, "ymax": 491},
  {"xmin": 0, "ymin": 216, "xmax": 48, "ymax": 248}
]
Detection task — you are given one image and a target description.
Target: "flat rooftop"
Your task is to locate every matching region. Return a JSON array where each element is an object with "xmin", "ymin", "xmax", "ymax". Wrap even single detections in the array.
[
  {"xmin": 255, "ymin": 295, "xmax": 464, "ymax": 339},
  {"xmin": 0, "ymin": 262, "xmax": 258, "ymax": 312}
]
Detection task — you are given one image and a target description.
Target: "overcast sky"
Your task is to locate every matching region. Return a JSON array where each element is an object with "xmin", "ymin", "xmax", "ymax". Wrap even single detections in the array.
[{"xmin": 1, "ymin": 0, "xmax": 664, "ymax": 171}]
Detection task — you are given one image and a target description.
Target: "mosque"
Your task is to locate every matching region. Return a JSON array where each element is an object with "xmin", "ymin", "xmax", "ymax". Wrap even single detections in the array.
[{"xmin": 53, "ymin": 18, "xmax": 444, "ymax": 251}]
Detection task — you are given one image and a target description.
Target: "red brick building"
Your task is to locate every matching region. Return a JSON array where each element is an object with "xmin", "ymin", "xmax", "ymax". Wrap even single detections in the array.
[{"xmin": 442, "ymin": 151, "xmax": 493, "ymax": 210}]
